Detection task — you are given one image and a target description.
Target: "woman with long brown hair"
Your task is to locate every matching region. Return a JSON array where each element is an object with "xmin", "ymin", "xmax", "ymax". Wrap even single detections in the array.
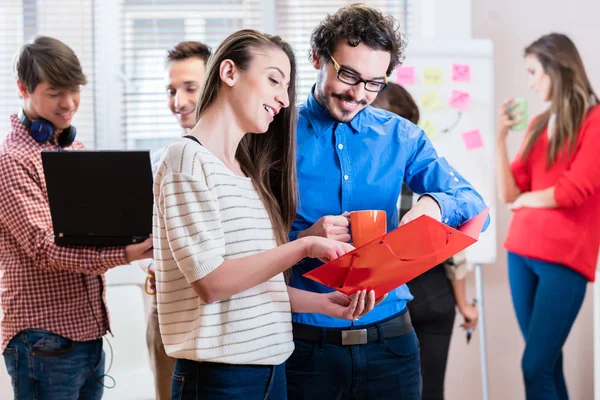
[
  {"xmin": 496, "ymin": 33, "xmax": 600, "ymax": 399},
  {"xmin": 153, "ymin": 30, "xmax": 380, "ymax": 400}
]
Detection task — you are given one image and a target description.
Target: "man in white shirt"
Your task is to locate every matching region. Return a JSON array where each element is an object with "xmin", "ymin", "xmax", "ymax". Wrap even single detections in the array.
[{"xmin": 144, "ymin": 40, "xmax": 211, "ymax": 400}]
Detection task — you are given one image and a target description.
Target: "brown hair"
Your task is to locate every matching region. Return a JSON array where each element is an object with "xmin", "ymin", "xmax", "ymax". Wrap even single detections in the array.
[
  {"xmin": 521, "ymin": 33, "xmax": 599, "ymax": 166},
  {"xmin": 311, "ymin": 4, "xmax": 406, "ymax": 76},
  {"xmin": 371, "ymin": 82, "xmax": 419, "ymax": 124},
  {"xmin": 196, "ymin": 29, "xmax": 297, "ymax": 246},
  {"xmin": 166, "ymin": 41, "xmax": 212, "ymax": 66},
  {"xmin": 14, "ymin": 36, "xmax": 87, "ymax": 93}
]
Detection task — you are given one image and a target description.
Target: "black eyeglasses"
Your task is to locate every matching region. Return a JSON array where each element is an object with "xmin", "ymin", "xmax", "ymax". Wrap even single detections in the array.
[{"xmin": 330, "ymin": 56, "xmax": 388, "ymax": 93}]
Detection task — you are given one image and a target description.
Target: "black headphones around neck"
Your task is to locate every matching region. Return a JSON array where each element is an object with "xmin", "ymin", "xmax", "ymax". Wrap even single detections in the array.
[{"xmin": 17, "ymin": 109, "xmax": 76, "ymax": 148}]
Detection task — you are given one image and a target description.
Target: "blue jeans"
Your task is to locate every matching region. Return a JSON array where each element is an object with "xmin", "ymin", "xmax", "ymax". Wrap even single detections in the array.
[
  {"xmin": 3, "ymin": 329, "xmax": 105, "ymax": 400},
  {"xmin": 286, "ymin": 325, "xmax": 421, "ymax": 399},
  {"xmin": 508, "ymin": 252, "xmax": 587, "ymax": 400},
  {"xmin": 171, "ymin": 358, "xmax": 287, "ymax": 400}
]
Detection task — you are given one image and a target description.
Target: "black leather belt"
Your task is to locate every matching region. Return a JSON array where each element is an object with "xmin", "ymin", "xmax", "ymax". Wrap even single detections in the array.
[{"xmin": 292, "ymin": 311, "xmax": 413, "ymax": 346}]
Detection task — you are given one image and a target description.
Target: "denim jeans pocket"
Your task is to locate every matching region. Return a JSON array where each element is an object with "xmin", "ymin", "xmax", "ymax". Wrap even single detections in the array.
[
  {"xmin": 2, "ymin": 345, "xmax": 20, "ymax": 399},
  {"xmin": 171, "ymin": 373, "xmax": 185, "ymax": 400},
  {"xmin": 3, "ymin": 347, "xmax": 18, "ymax": 391},
  {"xmin": 3, "ymin": 347, "xmax": 17, "ymax": 372},
  {"xmin": 29, "ymin": 331, "xmax": 75, "ymax": 357},
  {"xmin": 382, "ymin": 330, "xmax": 420, "ymax": 358},
  {"xmin": 286, "ymin": 340, "xmax": 321, "ymax": 372}
]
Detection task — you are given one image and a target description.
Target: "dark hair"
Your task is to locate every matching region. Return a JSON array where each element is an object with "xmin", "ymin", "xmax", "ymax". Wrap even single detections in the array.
[
  {"xmin": 311, "ymin": 4, "xmax": 406, "ymax": 75},
  {"xmin": 196, "ymin": 30, "xmax": 297, "ymax": 247},
  {"xmin": 521, "ymin": 33, "xmax": 598, "ymax": 166},
  {"xmin": 14, "ymin": 36, "xmax": 87, "ymax": 93},
  {"xmin": 166, "ymin": 41, "xmax": 212, "ymax": 66},
  {"xmin": 371, "ymin": 82, "xmax": 419, "ymax": 124}
]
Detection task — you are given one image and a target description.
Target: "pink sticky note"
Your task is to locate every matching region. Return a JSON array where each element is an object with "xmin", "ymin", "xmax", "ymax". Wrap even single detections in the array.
[
  {"xmin": 452, "ymin": 64, "xmax": 471, "ymax": 83},
  {"xmin": 396, "ymin": 66, "xmax": 416, "ymax": 85},
  {"xmin": 462, "ymin": 130, "xmax": 484, "ymax": 151},
  {"xmin": 449, "ymin": 90, "xmax": 471, "ymax": 110}
]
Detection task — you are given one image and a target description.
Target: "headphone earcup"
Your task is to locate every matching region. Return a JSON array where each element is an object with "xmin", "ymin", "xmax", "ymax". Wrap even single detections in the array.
[
  {"xmin": 29, "ymin": 119, "xmax": 54, "ymax": 143},
  {"xmin": 58, "ymin": 125, "xmax": 76, "ymax": 148}
]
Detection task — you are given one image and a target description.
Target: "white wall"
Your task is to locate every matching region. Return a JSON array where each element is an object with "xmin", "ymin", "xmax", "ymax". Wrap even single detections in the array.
[{"xmin": 444, "ymin": 1, "xmax": 600, "ymax": 399}]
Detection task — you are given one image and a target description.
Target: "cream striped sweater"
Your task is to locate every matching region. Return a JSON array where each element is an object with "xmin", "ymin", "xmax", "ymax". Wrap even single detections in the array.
[{"xmin": 152, "ymin": 138, "xmax": 293, "ymax": 365}]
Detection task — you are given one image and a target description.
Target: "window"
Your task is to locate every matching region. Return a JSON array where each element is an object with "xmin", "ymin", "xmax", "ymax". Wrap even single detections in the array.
[
  {"xmin": 0, "ymin": 0, "xmax": 102, "ymax": 147},
  {"xmin": 0, "ymin": 0, "xmax": 24, "ymax": 137},
  {"xmin": 0, "ymin": 1, "xmax": 415, "ymax": 148},
  {"xmin": 120, "ymin": 0, "xmax": 262, "ymax": 151},
  {"xmin": 120, "ymin": 0, "xmax": 413, "ymax": 151}
]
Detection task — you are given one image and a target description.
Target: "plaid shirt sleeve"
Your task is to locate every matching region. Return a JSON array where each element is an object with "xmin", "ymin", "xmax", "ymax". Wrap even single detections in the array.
[{"xmin": 0, "ymin": 153, "xmax": 128, "ymax": 274}]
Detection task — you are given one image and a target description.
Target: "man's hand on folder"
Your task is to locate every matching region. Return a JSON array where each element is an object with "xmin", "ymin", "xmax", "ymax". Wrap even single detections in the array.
[
  {"xmin": 399, "ymin": 195, "xmax": 442, "ymax": 226},
  {"xmin": 322, "ymin": 290, "xmax": 388, "ymax": 321},
  {"xmin": 298, "ymin": 215, "xmax": 351, "ymax": 243},
  {"xmin": 303, "ymin": 208, "xmax": 490, "ymax": 299}
]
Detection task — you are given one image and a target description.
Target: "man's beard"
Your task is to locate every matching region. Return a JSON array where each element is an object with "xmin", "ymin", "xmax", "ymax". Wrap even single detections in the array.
[{"xmin": 314, "ymin": 78, "xmax": 367, "ymax": 122}]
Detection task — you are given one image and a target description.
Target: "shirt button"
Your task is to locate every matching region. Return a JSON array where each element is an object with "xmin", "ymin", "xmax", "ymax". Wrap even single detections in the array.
[
  {"xmin": 450, "ymin": 171, "xmax": 455, "ymax": 176},
  {"xmin": 453, "ymin": 177, "xmax": 459, "ymax": 182},
  {"xmin": 338, "ymin": 144, "xmax": 344, "ymax": 150},
  {"xmin": 344, "ymin": 175, "xmax": 349, "ymax": 181},
  {"xmin": 443, "ymin": 218, "xmax": 449, "ymax": 223}
]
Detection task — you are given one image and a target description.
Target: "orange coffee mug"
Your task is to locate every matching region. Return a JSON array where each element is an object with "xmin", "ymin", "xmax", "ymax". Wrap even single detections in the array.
[{"xmin": 349, "ymin": 210, "xmax": 387, "ymax": 248}]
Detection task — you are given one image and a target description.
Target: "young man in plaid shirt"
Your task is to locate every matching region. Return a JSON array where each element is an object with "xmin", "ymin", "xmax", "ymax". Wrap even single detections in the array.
[{"xmin": 0, "ymin": 36, "xmax": 153, "ymax": 399}]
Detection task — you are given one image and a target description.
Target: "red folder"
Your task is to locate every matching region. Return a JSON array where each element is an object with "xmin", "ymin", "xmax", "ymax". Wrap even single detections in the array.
[{"xmin": 303, "ymin": 208, "xmax": 490, "ymax": 298}]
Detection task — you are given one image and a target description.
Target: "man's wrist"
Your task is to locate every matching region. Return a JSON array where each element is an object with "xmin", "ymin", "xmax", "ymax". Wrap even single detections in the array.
[{"xmin": 421, "ymin": 194, "xmax": 442, "ymax": 217}]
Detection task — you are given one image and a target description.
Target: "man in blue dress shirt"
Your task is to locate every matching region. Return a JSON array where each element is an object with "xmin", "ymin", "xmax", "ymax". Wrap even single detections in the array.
[{"xmin": 286, "ymin": 5, "xmax": 490, "ymax": 400}]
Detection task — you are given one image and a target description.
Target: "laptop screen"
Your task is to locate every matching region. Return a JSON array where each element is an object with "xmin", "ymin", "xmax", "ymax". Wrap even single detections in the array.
[{"xmin": 41, "ymin": 150, "xmax": 153, "ymax": 246}]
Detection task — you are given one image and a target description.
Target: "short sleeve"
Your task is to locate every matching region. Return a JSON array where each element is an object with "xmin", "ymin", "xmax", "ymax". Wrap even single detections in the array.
[{"xmin": 158, "ymin": 172, "xmax": 225, "ymax": 283}]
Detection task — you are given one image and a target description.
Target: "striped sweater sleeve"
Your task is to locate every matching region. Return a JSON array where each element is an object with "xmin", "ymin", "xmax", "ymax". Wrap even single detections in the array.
[{"xmin": 158, "ymin": 172, "xmax": 225, "ymax": 283}]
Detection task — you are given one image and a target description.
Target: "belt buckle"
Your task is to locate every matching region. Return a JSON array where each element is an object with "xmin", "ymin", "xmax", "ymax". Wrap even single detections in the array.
[{"xmin": 341, "ymin": 329, "xmax": 367, "ymax": 345}]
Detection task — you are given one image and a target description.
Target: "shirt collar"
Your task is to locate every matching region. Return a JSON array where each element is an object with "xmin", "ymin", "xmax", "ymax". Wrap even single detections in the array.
[
  {"xmin": 10, "ymin": 113, "xmax": 30, "ymax": 140},
  {"xmin": 304, "ymin": 86, "xmax": 366, "ymax": 137}
]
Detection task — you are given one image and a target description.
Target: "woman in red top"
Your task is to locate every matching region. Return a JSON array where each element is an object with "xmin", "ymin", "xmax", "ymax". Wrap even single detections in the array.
[{"xmin": 496, "ymin": 33, "xmax": 600, "ymax": 400}]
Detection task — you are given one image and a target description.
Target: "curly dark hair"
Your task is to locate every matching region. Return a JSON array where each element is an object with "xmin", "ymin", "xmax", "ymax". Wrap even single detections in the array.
[{"xmin": 310, "ymin": 4, "xmax": 406, "ymax": 76}]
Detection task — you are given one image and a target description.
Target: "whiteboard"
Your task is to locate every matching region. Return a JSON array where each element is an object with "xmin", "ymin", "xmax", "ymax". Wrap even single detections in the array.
[{"xmin": 400, "ymin": 39, "xmax": 496, "ymax": 264}]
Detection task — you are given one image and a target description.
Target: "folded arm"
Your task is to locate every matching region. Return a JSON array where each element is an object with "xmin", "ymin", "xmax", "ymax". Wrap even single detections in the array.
[{"xmin": 403, "ymin": 126, "xmax": 490, "ymax": 230}]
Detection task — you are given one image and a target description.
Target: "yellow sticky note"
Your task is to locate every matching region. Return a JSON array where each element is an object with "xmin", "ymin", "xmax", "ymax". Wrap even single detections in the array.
[
  {"xmin": 420, "ymin": 91, "xmax": 443, "ymax": 111},
  {"xmin": 419, "ymin": 120, "xmax": 439, "ymax": 139},
  {"xmin": 423, "ymin": 67, "xmax": 443, "ymax": 85}
]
